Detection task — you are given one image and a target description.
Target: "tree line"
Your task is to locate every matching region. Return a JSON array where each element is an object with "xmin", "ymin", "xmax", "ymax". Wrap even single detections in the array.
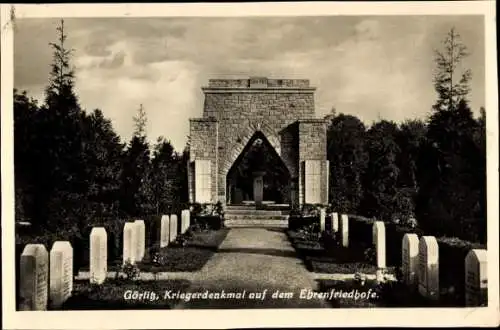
[
  {"xmin": 14, "ymin": 20, "xmax": 189, "ymax": 237},
  {"xmin": 327, "ymin": 28, "xmax": 486, "ymax": 243}
]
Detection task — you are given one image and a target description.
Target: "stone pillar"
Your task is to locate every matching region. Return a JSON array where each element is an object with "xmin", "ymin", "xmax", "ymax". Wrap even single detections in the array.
[
  {"xmin": 19, "ymin": 244, "xmax": 48, "ymax": 310},
  {"xmin": 90, "ymin": 227, "xmax": 107, "ymax": 285},
  {"xmin": 123, "ymin": 222, "xmax": 137, "ymax": 264},
  {"xmin": 372, "ymin": 221, "xmax": 386, "ymax": 268},
  {"xmin": 49, "ymin": 241, "xmax": 73, "ymax": 308},
  {"xmin": 170, "ymin": 214, "xmax": 178, "ymax": 242},
  {"xmin": 331, "ymin": 212, "xmax": 339, "ymax": 233},
  {"xmin": 134, "ymin": 220, "xmax": 146, "ymax": 262},
  {"xmin": 340, "ymin": 214, "xmax": 349, "ymax": 247},
  {"xmin": 319, "ymin": 208, "xmax": 326, "ymax": 232},
  {"xmin": 160, "ymin": 215, "xmax": 170, "ymax": 248},
  {"xmin": 418, "ymin": 236, "xmax": 439, "ymax": 300},
  {"xmin": 402, "ymin": 233, "xmax": 419, "ymax": 288},
  {"xmin": 253, "ymin": 171, "xmax": 265, "ymax": 206},
  {"xmin": 181, "ymin": 210, "xmax": 191, "ymax": 234},
  {"xmin": 465, "ymin": 249, "xmax": 488, "ymax": 307}
]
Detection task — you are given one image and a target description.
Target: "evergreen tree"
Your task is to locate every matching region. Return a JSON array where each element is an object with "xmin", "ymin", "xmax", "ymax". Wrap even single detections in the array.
[
  {"xmin": 120, "ymin": 105, "xmax": 154, "ymax": 216},
  {"xmin": 175, "ymin": 145, "xmax": 190, "ymax": 206},
  {"xmin": 474, "ymin": 107, "xmax": 487, "ymax": 241},
  {"xmin": 133, "ymin": 104, "xmax": 147, "ymax": 138},
  {"xmin": 81, "ymin": 109, "xmax": 124, "ymax": 221},
  {"xmin": 416, "ymin": 28, "xmax": 484, "ymax": 242},
  {"xmin": 327, "ymin": 113, "xmax": 367, "ymax": 213},
  {"xmin": 432, "ymin": 27, "xmax": 472, "ymax": 112},
  {"xmin": 14, "ymin": 89, "xmax": 40, "ymax": 223},
  {"xmin": 393, "ymin": 119, "xmax": 428, "ymax": 224},
  {"xmin": 361, "ymin": 120, "xmax": 401, "ymax": 221},
  {"xmin": 151, "ymin": 137, "xmax": 177, "ymax": 214},
  {"xmin": 396, "ymin": 119, "xmax": 427, "ymax": 191},
  {"xmin": 32, "ymin": 19, "xmax": 85, "ymax": 230},
  {"xmin": 417, "ymin": 100, "xmax": 481, "ymax": 240}
]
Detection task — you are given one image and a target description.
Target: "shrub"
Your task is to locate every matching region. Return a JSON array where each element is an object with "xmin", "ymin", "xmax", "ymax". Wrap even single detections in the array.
[
  {"xmin": 192, "ymin": 215, "xmax": 224, "ymax": 230},
  {"xmin": 121, "ymin": 262, "xmax": 140, "ymax": 281},
  {"xmin": 321, "ymin": 231, "xmax": 340, "ymax": 249},
  {"xmin": 191, "ymin": 202, "xmax": 224, "ymax": 218},
  {"xmin": 170, "ymin": 231, "xmax": 193, "ymax": 247},
  {"xmin": 364, "ymin": 247, "xmax": 376, "ymax": 265}
]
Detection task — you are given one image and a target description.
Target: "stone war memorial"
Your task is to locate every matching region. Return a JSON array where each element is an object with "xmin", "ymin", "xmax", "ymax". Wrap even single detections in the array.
[{"xmin": 189, "ymin": 77, "xmax": 329, "ymax": 209}]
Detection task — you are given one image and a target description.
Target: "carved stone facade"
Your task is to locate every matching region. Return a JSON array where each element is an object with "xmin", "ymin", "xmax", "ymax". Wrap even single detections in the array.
[{"xmin": 188, "ymin": 77, "xmax": 328, "ymax": 206}]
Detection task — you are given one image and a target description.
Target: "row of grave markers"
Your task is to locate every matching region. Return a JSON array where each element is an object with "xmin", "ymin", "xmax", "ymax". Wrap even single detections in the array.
[
  {"xmin": 319, "ymin": 209, "xmax": 488, "ymax": 307},
  {"xmin": 319, "ymin": 209, "xmax": 348, "ymax": 247},
  {"xmin": 93, "ymin": 212, "xmax": 191, "ymax": 284},
  {"xmin": 19, "ymin": 210, "xmax": 191, "ymax": 310}
]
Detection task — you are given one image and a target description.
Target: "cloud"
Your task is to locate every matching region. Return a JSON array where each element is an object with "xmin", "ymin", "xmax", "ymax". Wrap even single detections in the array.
[{"xmin": 98, "ymin": 50, "xmax": 126, "ymax": 69}]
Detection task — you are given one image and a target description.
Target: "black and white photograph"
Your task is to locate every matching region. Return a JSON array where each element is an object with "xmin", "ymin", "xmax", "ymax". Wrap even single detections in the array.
[{"xmin": 1, "ymin": 2, "xmax": 498, "ymax": 328}]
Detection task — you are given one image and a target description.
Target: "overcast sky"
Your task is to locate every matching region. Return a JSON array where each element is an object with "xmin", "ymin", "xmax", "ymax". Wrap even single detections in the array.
[{"xmin": 14, "ymin": 16, "xmax": 485, "ymax": 151}]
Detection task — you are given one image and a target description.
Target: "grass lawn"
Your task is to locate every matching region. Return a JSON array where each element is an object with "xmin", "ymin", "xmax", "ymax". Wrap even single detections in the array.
[
  {"xmin": 60, "ymin": 279, "xmax": 192, "ymax": 310},
  {"xmin": 139, "ymin": 228, "xmax": 230, "ymax": 272},
  {"xmin": 78, "ymin": 228, "xmax": 230, "ymax": 273},
  {"xmin": 287, "ymin": 229, "xmax": 390, "ymax": 275}
]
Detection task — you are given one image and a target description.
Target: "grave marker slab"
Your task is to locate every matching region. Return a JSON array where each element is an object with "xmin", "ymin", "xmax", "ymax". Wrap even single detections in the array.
[
  {"xmin": 373, "ymin": 221, "xmax": 386, "ymax": 268},
  {"xmin": 160, "ymin": 215, "xmax": 170, "ymax": 248},
  {"xmin": 181, "ymin": 209, "xmax": 190, "ymax": 234},
  {"xmin": 418, "ymin": 236, "xmax": 439, "ymax": 300},
  {"xmin": 49, "ymin": 241, "xmax": 73, "ymax": 308},
  {"xmin": 340, "ymin": 214, "xmax": 349, "ymax": 247},
  {"xmin": 90, "ymin": 227, "xmax": 107, "ymax": 285},
  {"xmin": 332, "ymin": 212, "xmax": 339, "ymax": 233},
  {"xmin": 465, "ymin": 249, "xmax": 488, "ymax": 307},
  {"xmin": 170, "ymin": 214, "xmax": 178, "ymax": 242},
  {"xmin": 123, "ymin": 222, "xmax": 137, "ymax": 264},
  {"xmin": 319, "ymin": 208, "xmax": 326, "ymax": 232},
  {"xmin": 134, "ymin": 220, "xmax": 146, "ymax": 262},
  {"xmin": 402, "ymin": 233, "xmax": 419, "ymax": 287},
  {"xmin": 19, "ymin": 244, "xmax": 48, "ymax": 310}
]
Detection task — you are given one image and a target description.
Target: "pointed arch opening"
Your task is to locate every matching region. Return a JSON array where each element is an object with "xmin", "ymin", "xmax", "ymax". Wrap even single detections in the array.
[{"xmin": 226, "ymin": 131, "xmax": 291, "ymax": 205}]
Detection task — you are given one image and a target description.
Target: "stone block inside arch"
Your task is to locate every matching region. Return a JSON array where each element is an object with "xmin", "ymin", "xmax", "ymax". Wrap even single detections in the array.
[{"xmin": 189, "ymin": 77, "xmax": 328, "ymax": 208}]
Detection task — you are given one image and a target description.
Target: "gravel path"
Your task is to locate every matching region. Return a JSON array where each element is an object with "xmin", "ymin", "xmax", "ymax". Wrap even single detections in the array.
[{"xmin": 173, "ymin": 228, "xmax": 329, "ymax": 309}]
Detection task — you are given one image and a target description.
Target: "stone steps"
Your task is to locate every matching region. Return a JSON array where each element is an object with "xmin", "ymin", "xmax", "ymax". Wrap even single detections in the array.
[
  {"xmin": 225, "ymin": 214, "xmax": 288, "ymax": 220},
  {"xmin": 224, "ymin": 204, "xmax": 290, "ymax": 228},
  {"xmin": 224, "ymin": 219, "xmax": 288, "ymax": 228},
  {"xmin": 226, "ymin": 210, "xmax": 285, "ymax": 216}
]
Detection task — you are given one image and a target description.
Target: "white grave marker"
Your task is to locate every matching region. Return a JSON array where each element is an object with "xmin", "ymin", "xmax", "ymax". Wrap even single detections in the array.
[
  {"xmin": 319, "ymin": 208, "xmax": 326, "ymax": 232},
  {"xmin": 123, "ymin": 222, "xmax": 137, "ymax": 264},
  {"xmin": 90, "ymin": 227, "xmax": 107, "ymax": 285},
  {"xmin": 134, "ymin": 220, "xmax": 146, "ymax": 262},
  {"xmin": 373, "ymin": 221, "xmax": 386, "ymax": 268},
  {"xmin": 181, "ymin": 209, "xmax": 191, "ymax": 234},
  {"xmin": 19, "ymin": 244, "xmax": 48, "ymax": 310},
  {"xmin": 331, "ymin": 212, "xmax": 339, "ymax": 233},
  {"xmin": 160, "ymin": 215, "xmax": 170, "ymax": 248},
  {"xmin": 418, "ymin": 236, "xmax": 439, "ymax": 300},
  {"xmin": 49, "ymin": 241, "xmax": 73, "ymax": 308},
  {"xmin": 465, "ymin": 249, "xmax": 488, "ymax": 307},
  {"xmin": 402, "ymin": 233, "xmax": 419, "ymax": 287},
  {"xmin": 340, "ymin": 214, "xmax": 349, "ymax": 247},
  {"xmin": 170, "ymin": 214, "xmax": 178, "ymax": 242}
]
